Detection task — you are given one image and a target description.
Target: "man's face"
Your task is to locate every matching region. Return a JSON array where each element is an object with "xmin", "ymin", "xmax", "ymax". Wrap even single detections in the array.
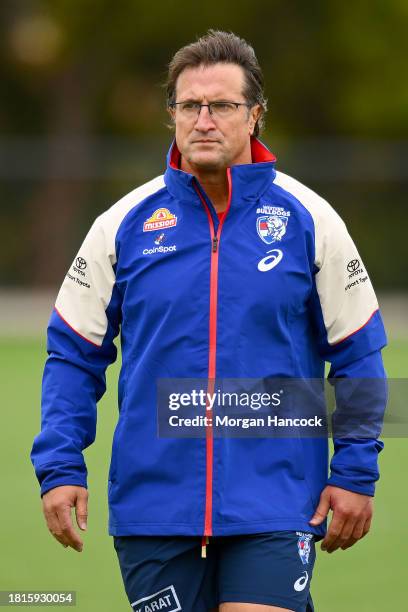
[{"xmin": 170, "ymin": 63, "xmax": 260, "ymax": 171}]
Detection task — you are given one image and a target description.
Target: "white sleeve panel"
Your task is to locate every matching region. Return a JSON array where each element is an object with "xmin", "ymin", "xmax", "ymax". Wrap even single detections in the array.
[
  {"xmin": 274, "ymin": 171, "xmax": 379, "ymax": 345},
  {"xmin": 55, "ymin": 175, "xmax": 165, "ymax": 346}
]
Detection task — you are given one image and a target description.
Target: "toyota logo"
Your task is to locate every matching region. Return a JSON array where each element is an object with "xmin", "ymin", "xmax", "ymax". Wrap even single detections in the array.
[
  {"xmin": 347, "ymin": 259, "xmax": 360, "ymax": 273},
  {"xmin": 75, "ymin": 257, "xmax": 87, "ymax": 270}
]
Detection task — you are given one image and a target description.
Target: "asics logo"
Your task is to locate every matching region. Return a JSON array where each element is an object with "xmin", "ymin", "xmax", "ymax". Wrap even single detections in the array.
[
  {"xmin": 294, "ymin": 571, "xmax": 309, "ymax": 592},
  {"xmin": 257, "ymin": 249, "xmax": 283, "ymax": 272}
]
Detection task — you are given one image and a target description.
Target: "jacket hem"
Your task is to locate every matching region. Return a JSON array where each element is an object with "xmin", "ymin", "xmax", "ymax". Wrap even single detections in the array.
[{"xmin": 109, "ymin": 518, "xmax": 326, "ymax": 538}]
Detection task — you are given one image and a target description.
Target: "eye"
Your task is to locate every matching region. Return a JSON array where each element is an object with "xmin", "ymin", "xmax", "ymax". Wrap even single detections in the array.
[
  {"xmin": 180, "ymin": 102, "xmax": 199, "ymax": 112},
  {"xmin": 212, "ymin": 102, "xmax": 235, "ymax": 114}
]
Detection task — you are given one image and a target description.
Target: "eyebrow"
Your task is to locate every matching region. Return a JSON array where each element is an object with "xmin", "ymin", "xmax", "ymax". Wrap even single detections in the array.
[{"xmin": 176, "ymin": 98, "xmax": 240, "ymax": 104}]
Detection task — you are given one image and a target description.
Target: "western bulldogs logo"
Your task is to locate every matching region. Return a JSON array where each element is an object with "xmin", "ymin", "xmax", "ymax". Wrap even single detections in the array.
[
  {"xmin": 257, "ymin": 214, "xmax": 288, "ymax": 244},
  {"xmin": 296, "ymin": 532, "xmax": 313, "ymax": 565}
]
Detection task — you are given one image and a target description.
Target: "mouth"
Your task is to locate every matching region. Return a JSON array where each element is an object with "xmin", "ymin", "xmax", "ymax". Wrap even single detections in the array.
[
  {"xmin": 192, "ymin": 140, "xmax": 220, "ymax": 145},
  {"xmin": 193, "ymin": 138, "xmax": 219, "ymax": 144}
]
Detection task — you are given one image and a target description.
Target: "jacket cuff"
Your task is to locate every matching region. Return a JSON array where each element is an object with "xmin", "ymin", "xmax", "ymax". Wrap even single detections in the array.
[
  {"xmin": 327, "ymin": 468, "xmax": 377, "ymax": 497},
  {"xmin": 37, "ymin": 462, "xmax": 88, "ymax": 497}
]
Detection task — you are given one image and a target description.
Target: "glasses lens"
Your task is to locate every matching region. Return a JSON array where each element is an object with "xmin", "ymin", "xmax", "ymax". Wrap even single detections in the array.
[
  {"xmin": 210, "ymin": 102, "xmax": 237, "ymax": 116},
  {"xmin": 180, "ymin": 102, "xmax": 200, "ymax": 116},
  {"xmin": 174, "ymin": 101, "xmax": 241, "ymax": 118}
]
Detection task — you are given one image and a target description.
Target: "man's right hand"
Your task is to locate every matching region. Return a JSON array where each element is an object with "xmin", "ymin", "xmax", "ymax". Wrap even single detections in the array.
[{"xmin": 42, "ymin": 485, "xmax": 88, "ymax": 552}]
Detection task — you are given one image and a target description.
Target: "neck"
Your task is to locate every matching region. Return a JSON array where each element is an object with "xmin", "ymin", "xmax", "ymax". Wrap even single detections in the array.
[
  {"xmin": 182, "ymin": 162, "xmax": 229, "ymax": 213},
  {"xmin": 180, "ymin": 141, "xmax": 253, "ymax": 213}
]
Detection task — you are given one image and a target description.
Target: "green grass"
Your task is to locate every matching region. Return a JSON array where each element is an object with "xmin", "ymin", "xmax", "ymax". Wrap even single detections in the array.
[{"xmin": 0, "ymin": 337, "xmax": 406, "ymax": 611}]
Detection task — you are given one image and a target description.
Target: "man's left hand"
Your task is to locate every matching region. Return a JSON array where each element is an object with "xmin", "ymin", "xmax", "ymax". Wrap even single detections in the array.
[{"xmin": 309, "ymin": 485, "xmax": 373, "ymax": 553}]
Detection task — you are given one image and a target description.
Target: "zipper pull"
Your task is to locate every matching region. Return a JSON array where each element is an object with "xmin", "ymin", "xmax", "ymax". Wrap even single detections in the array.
[
  {"xmin": 212, "ymin": 236, "xmax": 218, "ymax": 253},
  {"xmin": 201, "ymin": 535, "xmax": 209, "ymax": 558}
]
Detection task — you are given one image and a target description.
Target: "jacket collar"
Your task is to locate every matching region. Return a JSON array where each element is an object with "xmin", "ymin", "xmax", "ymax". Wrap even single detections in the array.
[{"xmin": 164, "ymin": 137, "xmax": 277, "ymax": 206}]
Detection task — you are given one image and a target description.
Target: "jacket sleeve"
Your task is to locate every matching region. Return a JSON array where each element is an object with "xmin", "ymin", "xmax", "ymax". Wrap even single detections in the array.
[
  {"xmin": 308, "ymin": 205, "xmax": 388, "ymax": 496},
  {"xmin": 327, "ymin": 349, "xmax": 387, "ymax": 496},
  {"xmin": 30, "ymin": 216, "xmax": 121, "ymax": 496}
]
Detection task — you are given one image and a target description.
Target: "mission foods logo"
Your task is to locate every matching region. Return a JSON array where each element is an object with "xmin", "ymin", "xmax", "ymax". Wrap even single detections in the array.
[{"xmin": 143, "ymin": 208, "xmax": 177, "ymax": 232}]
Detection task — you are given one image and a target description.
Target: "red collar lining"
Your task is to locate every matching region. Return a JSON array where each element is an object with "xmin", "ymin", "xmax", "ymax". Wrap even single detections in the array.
[{"xmin": 250, "ymin": 137, "xmax": 277, "ymax": 163}]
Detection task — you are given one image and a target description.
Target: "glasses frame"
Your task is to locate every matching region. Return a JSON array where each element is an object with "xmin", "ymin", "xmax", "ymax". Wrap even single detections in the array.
[{"xmin": 168, "ymin": 100, "xmax": 251, "ymax": 118}]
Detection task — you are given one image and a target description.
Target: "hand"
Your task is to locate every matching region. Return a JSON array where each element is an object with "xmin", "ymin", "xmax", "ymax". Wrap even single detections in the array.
[
  {"xmin": 42, "ymin": 485, "xmax": 88, "ymax": 552},
  {"xmin": 309, "ymin": 485, "xmax": 373, "ymax": 553}
]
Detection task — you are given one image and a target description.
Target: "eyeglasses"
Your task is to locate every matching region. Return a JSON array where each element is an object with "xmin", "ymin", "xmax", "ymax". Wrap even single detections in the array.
[{"xmin": 169, "ymin": 101, "xmax": 250, "ymax": 119}]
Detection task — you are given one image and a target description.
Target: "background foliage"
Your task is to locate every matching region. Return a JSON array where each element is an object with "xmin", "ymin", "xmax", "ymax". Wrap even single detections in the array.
[{"xmin": 1, "ymin": 0, "xmax": 407, "ymax": 287}]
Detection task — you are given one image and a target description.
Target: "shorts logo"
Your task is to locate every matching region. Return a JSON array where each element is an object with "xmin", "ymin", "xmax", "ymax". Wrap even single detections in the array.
[
  {"xmin": 294, "ymin": 571, "xmax": 309, "ymax": 592},
  {"xmin": 131, "ymin": 585, "xmax": 181, "ymax": 612},
  {"xmin": 143, "ymin": 208, "xmax": 177, "ymax": 232},
  {"xmin": 296, "ymin": 532, "xmax": 313, "ymax": 565},
  {"xmin": 256, "ymin": 205, "xmax": 290, "ymax": 244},
  {"xmin": 257, "ymin": 249, "xmax": 283, "ymax": 272}
]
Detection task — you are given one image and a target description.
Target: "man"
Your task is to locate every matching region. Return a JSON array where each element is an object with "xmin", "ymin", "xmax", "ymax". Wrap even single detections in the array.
[{"xmin": 31, "ymin": 30, "xmax": 387, "ymax": 612}]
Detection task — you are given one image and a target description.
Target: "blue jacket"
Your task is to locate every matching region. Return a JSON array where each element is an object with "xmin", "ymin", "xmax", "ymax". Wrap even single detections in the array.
[{"xmin": 31, "ymin": 138, "xmax": 387, "ymax": 539}]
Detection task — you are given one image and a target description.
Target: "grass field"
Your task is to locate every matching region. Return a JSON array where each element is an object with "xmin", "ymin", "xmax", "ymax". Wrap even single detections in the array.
[{"xmin": 0, "ymin": 338, "xmax": 406, "ymax": 611}]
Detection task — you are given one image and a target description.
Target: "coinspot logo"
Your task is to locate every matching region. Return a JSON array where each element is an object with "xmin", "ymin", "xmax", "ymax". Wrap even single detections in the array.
[{"xmin": 143, "ymin": 245, "xmax": 177, "ymax": 255}]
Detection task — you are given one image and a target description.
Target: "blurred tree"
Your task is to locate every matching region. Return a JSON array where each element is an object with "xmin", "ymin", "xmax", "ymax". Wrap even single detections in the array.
[
  {"xmin": 0, "ymin": 0, "xmax": 407, "ymax": 286},
  {"xmin": 2, "ymin": 0, "xmax": 407, "ymax": 137}
]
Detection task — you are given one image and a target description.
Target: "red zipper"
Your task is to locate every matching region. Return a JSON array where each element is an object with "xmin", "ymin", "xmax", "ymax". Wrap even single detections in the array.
[{"xmin": 193, "ymin": 169, "xmax": 232, "ymax": 555}]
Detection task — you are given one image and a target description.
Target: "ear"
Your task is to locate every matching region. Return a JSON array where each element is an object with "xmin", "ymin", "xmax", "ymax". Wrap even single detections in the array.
[
  {"xmin": 167, "ymin": 106, "xmax": 176, "ymax": 124},
  {"xmin": 248, "ymin": 105, "xmax": 261, "ymax": 136}
]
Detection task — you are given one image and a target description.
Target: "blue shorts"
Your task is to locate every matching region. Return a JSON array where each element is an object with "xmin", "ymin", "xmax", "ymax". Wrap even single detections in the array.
[{"xmin": 113, "ymin": 531, "xmax": 316, "ymax": 612}]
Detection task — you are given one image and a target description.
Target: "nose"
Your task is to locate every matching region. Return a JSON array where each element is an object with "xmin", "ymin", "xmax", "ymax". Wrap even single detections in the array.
[{"xmin": 194, "ymin": 105, "xmax": 216, "ymax": 131}]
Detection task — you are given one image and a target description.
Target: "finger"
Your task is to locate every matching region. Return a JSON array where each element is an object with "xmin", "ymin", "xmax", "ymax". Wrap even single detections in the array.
[
  {"xmin": 75, "ymin": 490, "xmax": 88, "ymax": 531},
  {"xmin": 339, "ymin": 520, "xmax": 364, "ymax": 551},
  {"xmin": 44, "ymin": 509, "xmax": 70, "ymax": 548},
  {"xmin": 326, "ymin": 517, "xmax": 357, "ymax": 553},
  {"xmin": 321, "ymin": 513, "xmax": 345, "ymax": 552},
  {"xmin": 361, "ymin": 516, "xmax": 372, "ymax": 539},
  {"xmin": 352, "ymin": 518, "xmax": 367, "ymax": 541},
  {"xmin": 309, "ymin": 490, "xmax": 331, "ymax": 526},
  {"xmin": 340, "ymin": 536, "xmax": 358, "ymax": 550},
  {"xmin": 51, "ymin": 531, "xmax": 70, "ymax": 548},
  {"xmin": 56, "ymin": 506, "xmax": 83, "ymax": 552}
]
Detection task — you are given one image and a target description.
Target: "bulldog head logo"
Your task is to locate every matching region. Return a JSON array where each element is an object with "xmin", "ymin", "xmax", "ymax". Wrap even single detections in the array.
[{"xmin": 257, "ymin": 215, "xmax": 288, "ymax": 244}]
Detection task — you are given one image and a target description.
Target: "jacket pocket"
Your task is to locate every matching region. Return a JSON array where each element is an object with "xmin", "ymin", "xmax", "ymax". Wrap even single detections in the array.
[{"xmin": 108, "ymin": 414, "xmax": 128, "ymax": 484}]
